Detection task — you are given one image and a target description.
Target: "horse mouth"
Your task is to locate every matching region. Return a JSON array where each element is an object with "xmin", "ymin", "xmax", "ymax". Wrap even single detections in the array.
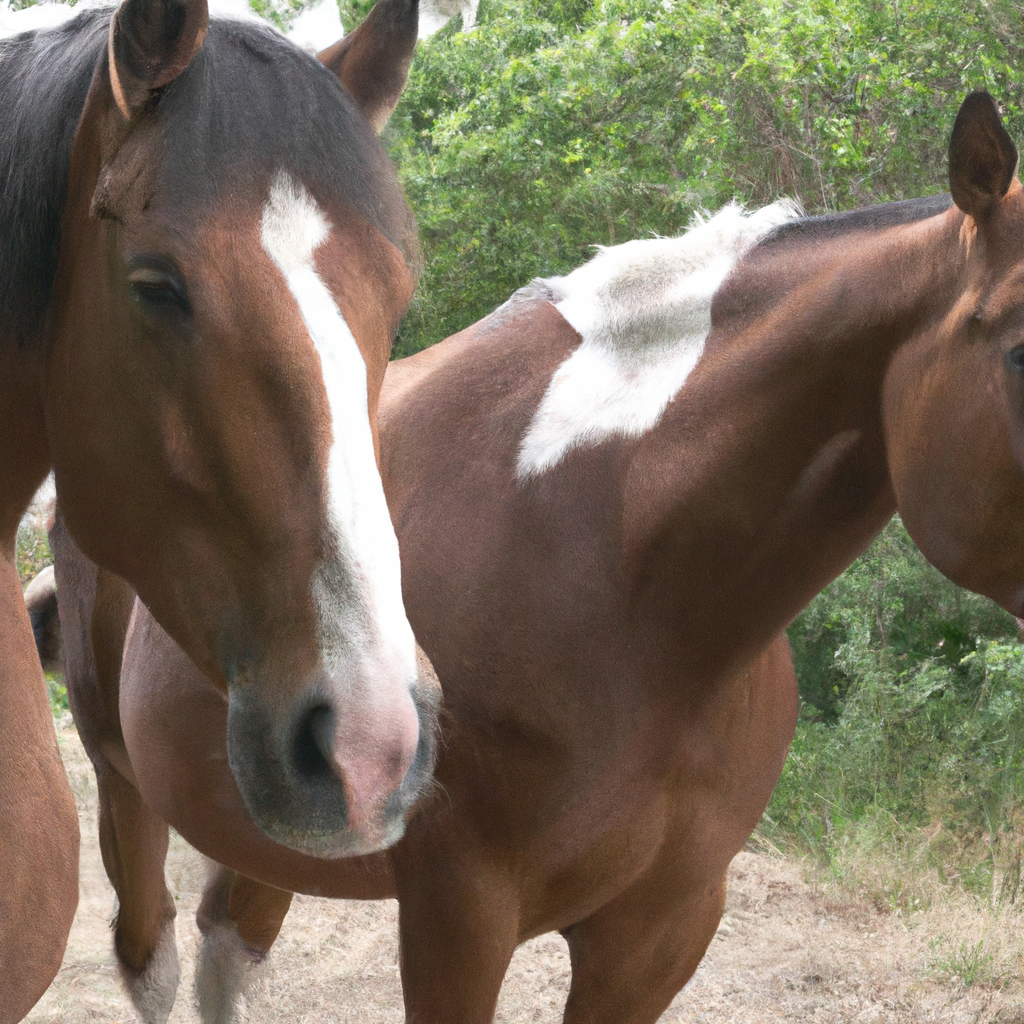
[{"xmin": 225, "ymin": 676, "xmax": 439, "ymax": 858}]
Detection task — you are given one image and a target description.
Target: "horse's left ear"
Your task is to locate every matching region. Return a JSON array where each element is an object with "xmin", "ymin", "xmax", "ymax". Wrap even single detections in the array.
[
  {"xmin": 948, "ymin": 91, "xmax": 1019, "ymax": 219},
  {"xmin": 318, "ymin": 0, "xmax": 418, "ymax": 133},
  {"xmin": 108, "ymin": 0, "xmax": 209, "ymax": 119}
]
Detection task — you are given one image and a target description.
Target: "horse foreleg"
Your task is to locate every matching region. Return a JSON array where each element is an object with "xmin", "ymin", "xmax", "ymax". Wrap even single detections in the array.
[
  {"xmin": 559, "ymin": 862, "xmax": 728, "ymax": 1024},
  {"xmin": 95, "ymin": 765, "xmax": 180, "ymax": 1023},
  {"xmin": 0, "ymin": 555, "xmax": 78, "ymax": 1024},
  {"xmin": 558, "ymin": 640, "xmax": 796, "ymax": 1024},
  {"xmin": 51, "ymin": 511, "xmax": 179, "ymax": 1023},
  {"xmin": 194, "ymin": 863, "xmax": 294, "ymax": 1024},
  {"xmin": 394, "ymin": 832, "xmax": 520, "ymax": 1024}
]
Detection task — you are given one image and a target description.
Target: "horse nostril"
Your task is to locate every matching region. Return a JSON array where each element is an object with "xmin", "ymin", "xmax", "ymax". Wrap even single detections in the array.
[{"xmin": 292, "ymin": 705, "xmax": 337, "ymax": 782}]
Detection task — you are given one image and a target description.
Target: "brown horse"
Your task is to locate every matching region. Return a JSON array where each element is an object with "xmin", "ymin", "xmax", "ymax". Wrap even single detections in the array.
[
  {"xmin": 0, "ymin": 0, "xmax": 436, "ymax": 1017},
  {"xmin": 57, "ymin": 92, "xmax": 1024, "ymax": 1023}
]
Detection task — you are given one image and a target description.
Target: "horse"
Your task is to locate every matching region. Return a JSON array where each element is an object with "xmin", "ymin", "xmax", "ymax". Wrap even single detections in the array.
[
  {"xmin": 23, "ymin": 566, "xmax": 63, "ymax": 675},
  {"xmin": 0, "ymin": 0, "xmax": 438, "ymax": 1016},
  {"xmin": 52, "ymin": 91, "xmax": 1024, "ymax": 1023}
]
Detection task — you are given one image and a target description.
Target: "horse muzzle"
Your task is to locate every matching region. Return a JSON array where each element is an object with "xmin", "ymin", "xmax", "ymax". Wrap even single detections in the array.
[{"xmin": 226, "ymin": 662, "xmax": 439, "ymax": 858}]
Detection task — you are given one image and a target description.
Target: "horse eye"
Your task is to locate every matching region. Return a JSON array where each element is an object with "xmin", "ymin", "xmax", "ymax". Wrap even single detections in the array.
[
  {"xmin": 127, "ymin": 260, "xmax": 191, "ymax": 317},
  {"xmin": 1006, "ymin": 344, "xmax": 1024, "ymax": 373}
]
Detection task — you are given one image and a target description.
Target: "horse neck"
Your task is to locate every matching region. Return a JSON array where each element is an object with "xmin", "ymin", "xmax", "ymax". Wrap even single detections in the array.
[{"xmin": 623, "ymin": 208, "xmax": 964, "ymax": 673}]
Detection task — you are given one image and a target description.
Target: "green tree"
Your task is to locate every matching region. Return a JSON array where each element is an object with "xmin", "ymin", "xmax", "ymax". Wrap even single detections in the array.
[{"xmin": 390, "ymin": 0, "xmax": 1024, "ymax": 354}]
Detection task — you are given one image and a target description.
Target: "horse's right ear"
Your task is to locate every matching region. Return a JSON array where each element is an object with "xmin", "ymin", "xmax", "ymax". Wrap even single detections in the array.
[
  {"xmin": 317, "ymin": 0, "xmax": 418, "ymax": 134},
  {"xmin": 948, "ymin": 92, "xmax": 1019, "ymax": 220},
  {"xmin": 108, "ymin": 0, "xmax": 209, "ymax": 120}
]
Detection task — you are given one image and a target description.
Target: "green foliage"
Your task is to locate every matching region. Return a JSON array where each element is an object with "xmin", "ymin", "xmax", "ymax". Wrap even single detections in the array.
[
  {"xmin": 16, "ymin": 521, "xmax": 52, "ymax": 587},
  {"xmin": 928, "ymin": 935, "xmax": 1006, "ymax": 989},
  {"xmin": 336, "ymin": 0, "xmax": 375, "ymax": 31},
  {"xmin": 46, "ymin": 676, "xmax": 68, "ymax": 715},
  {"xmin": 772, "ymin": 518, "xmax": 1024, "ymax": 902},
  {"xmin": 246, "ymin": 0, "xmax": 308, "ymax": 29},
  {"xmin": 789, "ymin": 518, "xmax": 1017, "ymax": 722},
  {"xmin": 391, "ymin": 0, "xmax": 1024, "ymax": 354}
]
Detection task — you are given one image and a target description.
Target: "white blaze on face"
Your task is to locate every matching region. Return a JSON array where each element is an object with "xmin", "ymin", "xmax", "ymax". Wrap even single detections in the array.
[
  {"xmin": 260, "ymin": 170, "xmax": 417, "ymax": 693},
  {"xmin": 516, "ymin": 200, "xmax": 803, "ymax": 479}
]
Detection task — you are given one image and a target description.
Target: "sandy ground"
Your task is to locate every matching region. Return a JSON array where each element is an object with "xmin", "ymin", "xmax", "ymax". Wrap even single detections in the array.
[{"xmin": 24, "ymin": 727, "xmax": 1024, "ymax": 1023}]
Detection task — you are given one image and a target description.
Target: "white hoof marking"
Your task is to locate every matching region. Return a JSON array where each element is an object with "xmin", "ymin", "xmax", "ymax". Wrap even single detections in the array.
[
  {"xmin": 120, "ymin": 919, "xmax": 180, "ymax": 1024},
  {"xmin": 195, "ymin": 922, "xmax": 269, "ymax": 1024}
]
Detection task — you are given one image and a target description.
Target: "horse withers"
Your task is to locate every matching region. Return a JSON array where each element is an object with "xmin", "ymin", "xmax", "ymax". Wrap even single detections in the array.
[
  {"xmin": 0, "ymin": 0, "xmax": 435, "ymax": 1017},
  {"xmin": 58, "ymin": 93, "xmax": 1024, "ymax": 1023}
]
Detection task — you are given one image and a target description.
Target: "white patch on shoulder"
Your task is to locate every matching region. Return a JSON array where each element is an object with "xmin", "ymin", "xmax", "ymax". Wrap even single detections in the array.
[
  {"xmin": 261, "ymin": 171, "xmax": 417, "ymax": 690},
  {"xmin": 516, "ymin": 200, "xmax": 802, "ymax": 479}
]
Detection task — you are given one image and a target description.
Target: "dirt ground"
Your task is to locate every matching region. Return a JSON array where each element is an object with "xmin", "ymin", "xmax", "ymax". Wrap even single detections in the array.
[{"xmin": 25, "ymin": 726, "xmax": 1024, "ymax": 1023}]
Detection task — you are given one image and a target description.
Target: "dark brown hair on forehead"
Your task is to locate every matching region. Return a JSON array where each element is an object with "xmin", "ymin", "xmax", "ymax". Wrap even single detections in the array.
[{"xmin": 154, "ymin": 19, "xmax": 419, "ymax": 274}]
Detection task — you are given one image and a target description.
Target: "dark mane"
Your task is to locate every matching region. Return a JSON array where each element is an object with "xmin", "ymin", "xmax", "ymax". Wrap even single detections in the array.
[
  {"xmin": 757, "ymin": 193, "xmax": 954, "ymax": 253},
  {"xmin": 0, "ymin": 9, "xmax": 110, "ymax": 347}
]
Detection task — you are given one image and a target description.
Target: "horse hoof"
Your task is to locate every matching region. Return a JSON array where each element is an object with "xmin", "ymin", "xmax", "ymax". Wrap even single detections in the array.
[
  {"xmin": 119, "ymin": 919, "xmax": 180, "ymax": 1024},
  {"xmin": 194, "ymin": 922, "xmax": 268, "ymax": 1024}
]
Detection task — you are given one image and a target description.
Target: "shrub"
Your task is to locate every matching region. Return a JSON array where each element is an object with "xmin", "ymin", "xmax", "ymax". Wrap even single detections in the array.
[
  {"xmin": 389, "ymin": 0, "xmax": 1024, "ymax": 354},
  {"xmin": 772, "ymin": 519, "xmax": 1024, "ymax": 901}
]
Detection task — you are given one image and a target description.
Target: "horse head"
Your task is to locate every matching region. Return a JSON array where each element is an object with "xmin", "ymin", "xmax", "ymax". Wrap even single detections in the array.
[
  {"xmin": 882, "ymin": 92, "xmax": 1024, "ymax": 615},
  {"xmin": 43, "ymin": 0, "xmax": 434, "ymax": 856}
]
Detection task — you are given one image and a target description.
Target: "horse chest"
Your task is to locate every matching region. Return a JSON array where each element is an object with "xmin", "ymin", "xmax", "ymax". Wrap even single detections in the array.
[
  {"xmin": 519, "ymin": 786, "xmax": 676, "ymax": 935},
  {"xmin": 515, "ymin": 742, "xmax": 755, "ymax": 938},
  {"xmin": 447, "ymin": 641, "xmax": 797, "ymax": 938}
]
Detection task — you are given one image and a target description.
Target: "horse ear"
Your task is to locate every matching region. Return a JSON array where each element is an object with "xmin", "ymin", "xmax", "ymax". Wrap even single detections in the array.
[
  {"xmin": 108, "ymin": 0, "xmax": 209, "ymax": 119},
  {"xmin": 317, "ymin": 0, "xmax": 418, "ymax": 134},
  {"xmin": 948, "ymin": 91, "xmax": 1019, "ymax": 219}
]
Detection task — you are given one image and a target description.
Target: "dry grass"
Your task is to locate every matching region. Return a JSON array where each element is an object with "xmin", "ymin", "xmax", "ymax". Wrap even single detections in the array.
[{"xmin": 25, "ymin": 727, "xmax": 1024, "ymax": 1023}]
